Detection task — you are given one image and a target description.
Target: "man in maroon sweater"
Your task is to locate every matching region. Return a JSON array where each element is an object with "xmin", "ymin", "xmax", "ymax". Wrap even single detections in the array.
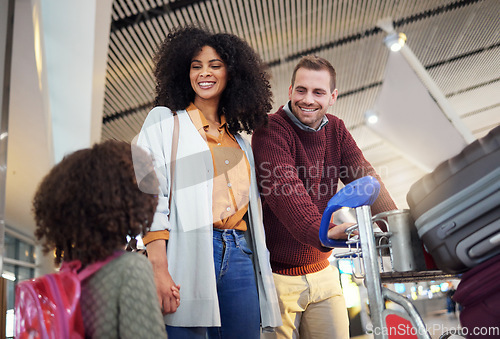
[{"xmin": 252, "ymin": 55, "xmax": 397, "ymax": 338}]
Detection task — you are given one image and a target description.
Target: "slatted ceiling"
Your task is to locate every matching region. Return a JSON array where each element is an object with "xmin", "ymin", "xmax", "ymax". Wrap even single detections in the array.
[
  {"xmin": 464, "ymin": 107, "xmax": 500, "ymax": 133},
  {"xmin": 106, "ymin": 82, "xmax": 130, "ymax": 114},
  {"xmin": 366, "ymin": 161, "xmax": 422, "ymax": 207},
  {"xmin": 407, "ymin": 3, "xmax": 499, "ymax": 66},
  {"xmin": 349, "ymin": 126, "xmax": 385, "ymax": 151},
  {"xmin": 430, "ymin": 50, "xmax": 499, "ymax": 96},
  {"xmin": 363, "ymin": 145, "xmax": 406, "ymax": 167},
  {"xmin": 376, "ymin": 156, "xmax": 425, "ymax": 175},
  {"xmin": 249, "ymin": 1, "xmax": 266, "ymax": 59},
  {"xmin": 111, "ymin": 39, "xmax": 151, "ymax": 102},
  {"xmin": 107, "ymin": 60, "xmax": 143, "ymax": 109},
  {"xmin": 103, "ymin": 119, "xmax": 127, "ymax": 141},
  {"xmin": 252, "ymin": 2, "xmax": 267, "ymax": 60},
  {"xmin": 267, "ymin": 3, "xmax": 281, "ymax": 60},
  {"xmin": 133, "ymin": 0, "xmax": 143, "ymax": 12},
  {"xmin": 112, "ymin": 1, "xmax": 126, "ymax": 19},
  {"xmin": 207, "ymin": 3, "xmax": 222, "ymax": 31},
  {"xmin": 335, "ymin": 86, "xmax": 380, "ymax": 128},
  {"xmin": 103, "ymin": 82, "xmax": 126, "ymax": 115},
  {"xmin": 449, "ymin": 82, "xmax": 499, "ymax": 116},
  {"xmin": 136, "ymin": 21, "xmax": 159, "ymax": 55},
  {"xmin": 105, "ymin": 64, "xmax": 132, "ymax": 112},
  {"xmin": 111, "ymin": 116, "xmax": 138, "ymax": 141},
  {"xmin": 118, "ymin": 0, "xmax": 131, "ymax": 16},
  {"xmin": 384, "ymin": 186, "xmax": 415, "ymax": 209},
  {"xmin": 275, "ymin": 0, "xmax": 287, "ymax": 57},
  {"xmin": 197, "ymin": 4, "xmax": 213, "ymax": 28},
  {"xmin": 377, "ymin": 157, "xmax": 421, "ymax": 176},
  {"xmin": 147, "ymin": 19, "xmax": 163, "ymax": 47},
  {"xmin": 329, "ymin": 36, "xmax": 388, "ymax": 92},
  {"xmin": 473, "ymin": 123, "xmax": 500, "ymax": 139},
  {"xmin": 377, "ymin": 164, "xmax": 423, "ymax": 200},
  {"xmin": 462, "ymin": 102, "xmax": 500, "ymax": 120},
  {"xmin": 226, "ymin": 1, "xmax": 240, "ymax": 37}
]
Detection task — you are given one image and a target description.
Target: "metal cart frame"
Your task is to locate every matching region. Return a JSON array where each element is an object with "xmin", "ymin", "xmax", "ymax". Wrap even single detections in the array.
[{"xmin": 319, "ymin": 176, "xmax": 460, "ymax": 339}]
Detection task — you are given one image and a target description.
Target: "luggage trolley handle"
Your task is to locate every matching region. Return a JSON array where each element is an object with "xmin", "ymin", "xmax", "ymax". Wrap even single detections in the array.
[{"xmin": 319, "ymin": 176, "xmax": 381, "ymax": 248}]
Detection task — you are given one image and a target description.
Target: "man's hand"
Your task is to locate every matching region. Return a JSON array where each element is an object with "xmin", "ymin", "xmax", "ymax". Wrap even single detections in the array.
[
  {"xmin": 147, "ymin": 239, "xmax": 181, "ymax": 314},
  {"xmin": 327, "ymin": 222, "xmax": 357, "ymax": 240}
]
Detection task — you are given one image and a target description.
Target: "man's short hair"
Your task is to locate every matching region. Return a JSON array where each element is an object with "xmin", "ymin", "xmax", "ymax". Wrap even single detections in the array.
[{"xmin": 291, "ymin": 55, "xmax": 336, "ymax": 92}]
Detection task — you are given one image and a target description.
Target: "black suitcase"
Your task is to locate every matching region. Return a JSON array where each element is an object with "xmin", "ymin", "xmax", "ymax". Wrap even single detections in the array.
[{"xmin": 406, "ymin": 124, "xmax": 500, "ymax": 274}]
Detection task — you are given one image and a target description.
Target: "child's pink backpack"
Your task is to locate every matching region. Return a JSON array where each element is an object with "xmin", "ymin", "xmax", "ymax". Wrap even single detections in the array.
[{"xmin": 14, "ymin": 253, "xmax": 122, "ymax": 339}]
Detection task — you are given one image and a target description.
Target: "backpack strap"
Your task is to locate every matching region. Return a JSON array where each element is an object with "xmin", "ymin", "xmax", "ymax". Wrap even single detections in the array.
[{"xmin": 60, "ymin": 251, "xmax": 124, "ymax": 281}]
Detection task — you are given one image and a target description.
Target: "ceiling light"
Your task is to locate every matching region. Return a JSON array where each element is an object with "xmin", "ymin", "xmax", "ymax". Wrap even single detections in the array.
[
  {"xmin": 2, "ymin": 272, "xmax": 16, "ymax": 281},
  {"xmin": 365, "ymin": 110, "xmax": 379, "ymax": 124},
  {"xmin": 384, "ymin": 32, "xmax": 407, "ymax": 52}
]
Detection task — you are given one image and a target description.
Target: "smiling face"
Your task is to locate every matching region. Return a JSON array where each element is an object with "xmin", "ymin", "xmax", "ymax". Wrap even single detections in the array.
[
  {"xmin": 288, "ymin": 67, "xmax": 338, "ymax": 130},
  {"xmin": 189, "ymin": 45, "xmax": 228, "ymax": 106}
]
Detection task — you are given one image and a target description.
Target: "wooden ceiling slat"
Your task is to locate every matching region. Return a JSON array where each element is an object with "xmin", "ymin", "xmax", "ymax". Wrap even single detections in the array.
[
  {"xmin": 104, "ymin": 81, "xmax": 131, "ymax": 115},
  {"xmin": 306, "ymin": 0, "xmax": 315, "ymax": 51},
  {"xmin": 118, "ymin": 0, "xmax": 132, "ymax": 16},
  {"xmin": 283, "ymin": 1, "xmax": 292, "ymax": 58},
  {"xmin": 155, "ymin": 13, "xmax": 172, "ymax": 37},
  {"xmin": 166, "ymin": 7, "xmax": 181, "ymax": 28},
  {"xmin": 190, "ymin": 3, "xmax": 213, "ymax": 31},
  {"xmin": 133, "ymin": 0, "xmax": 144, "ymax": 12},
  {"xmin": 145, "ymin": 18, "xmax": 164, "ymax": 50},
  {"xmin": 124, "ymin": 23, "xmax": 156, "ymax": 61},
  {"xmin": 318, "ymin": 0, "xmax": 327, "ymax": 46},
  {"xmin": 294, "ymin": 0, "xmax": 302, "ymax": 52},
  {"xmin": 107, "ymin": 44, "xmax": 152, "ymax": 107},
  {"xmin": 202, "ymin": 2, "xmax": 223, "ymax": 33},
  {"xmin": 274, "ymin": 0, "xmax": 286, "ymax": 60},
  {"xmin": 161, "ymin": 10, "xmax": 178, "ymax": 31},
  {"xmin": 105, "ymin": 61, "xmax": 142, "ymax": 111},
  {"xmin": 229, "ymin": 0, "xmax": 245, "ymax": 39},
  {"xmin": 212, "ymin": 1, "xmax": 227, "ymax": 32},
  {"xmin": 112, "ymin": 29, "xmax": 154, "ymax": 100},
  {"xmin": 246, "ymin": 0, "xmax": 265, "ymax": 60},
  {"xmin": 175, "ymin": 7, "xmax": 189, "ymax": 27},
  {"xmin": 113, "ymin": 116, "xmax": 139, "ymax": 140},
  {"xmin": 219, "ymin": 0, "xmax": 237, "ymax": 36},
  {"xmin": 255, "ymin": 1, "xmax": 270, "ymax": 61}
]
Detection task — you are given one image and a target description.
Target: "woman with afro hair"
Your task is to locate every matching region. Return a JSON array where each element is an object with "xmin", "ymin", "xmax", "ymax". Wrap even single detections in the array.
[
  {"xmin": 32, "ymin": 140, "xmax": 168, "ymax": 338},
  {"xmin": 136, "ymin": 25, "xmax": 281, "ymax": 338}
]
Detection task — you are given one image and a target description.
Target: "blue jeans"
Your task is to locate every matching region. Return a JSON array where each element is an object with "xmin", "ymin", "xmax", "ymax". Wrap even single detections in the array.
[{"xmin": 166, "ymin": 228, "xmax": 260, "ymax": 339}]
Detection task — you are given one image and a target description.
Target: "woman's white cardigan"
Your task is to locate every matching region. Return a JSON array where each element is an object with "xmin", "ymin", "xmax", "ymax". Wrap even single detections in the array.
[{"xmin": 136, "ymin": 106, "xmax": 281, "ymax": 329}]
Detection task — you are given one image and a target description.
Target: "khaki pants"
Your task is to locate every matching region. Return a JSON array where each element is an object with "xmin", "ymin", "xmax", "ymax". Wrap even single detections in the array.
[{"xmin": 263, "ymin": 265, "xmax": 349, "ymax": 339}]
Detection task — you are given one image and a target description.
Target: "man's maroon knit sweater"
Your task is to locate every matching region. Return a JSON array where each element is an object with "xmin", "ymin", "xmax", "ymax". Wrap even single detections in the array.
[{"xmin": 252, "ymin": 106, "xmax": 397, "ymax": 276}]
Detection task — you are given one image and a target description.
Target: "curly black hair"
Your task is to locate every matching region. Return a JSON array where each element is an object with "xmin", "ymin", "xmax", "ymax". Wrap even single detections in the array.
[
  {"xmin": 153, "ymin": 25, "xmax": 272, "ymax": 134},
  {"xmin": 33, "ymin": 140, "xmax": 159, "ymax": 267}
]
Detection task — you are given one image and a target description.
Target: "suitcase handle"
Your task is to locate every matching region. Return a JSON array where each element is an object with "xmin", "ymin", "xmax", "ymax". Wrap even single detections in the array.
[{"xmin": 319, "ymin": 176, "xmax": 380, "ymax": 248}]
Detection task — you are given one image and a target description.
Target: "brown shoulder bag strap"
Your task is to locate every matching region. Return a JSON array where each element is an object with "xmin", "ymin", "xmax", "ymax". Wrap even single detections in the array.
[
  {"xmin": 126, "ymin": 112, "xmax": 179, "ymax": 254},
  {"xmin": 169, "ymin": 111, "xmax": 179, "ymax": 208}
]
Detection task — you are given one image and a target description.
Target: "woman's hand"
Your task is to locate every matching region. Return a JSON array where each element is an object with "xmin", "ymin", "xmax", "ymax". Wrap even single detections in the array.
[
  {"xmin": 327, "ymin": 222, "xmax": 357, "ymax": 240},
  {"xmin": 147, "ymin": 239, "xmax": 181, "ymax": 314}
]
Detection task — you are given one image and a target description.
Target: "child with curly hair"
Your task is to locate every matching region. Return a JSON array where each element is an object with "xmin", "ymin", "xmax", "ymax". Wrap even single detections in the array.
[
  {"xmin": 32, "ymin": 140, "xmax": 170, "ymax": 338},
  {"xmin": 136, "ymin": 25, "xmax": 281, "ymax": 338}
]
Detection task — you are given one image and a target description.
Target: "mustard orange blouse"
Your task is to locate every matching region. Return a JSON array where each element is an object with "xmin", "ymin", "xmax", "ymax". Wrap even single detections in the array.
[{"xmin": 142, "ymin": 103, "xmax": 250, "ymax": 244}]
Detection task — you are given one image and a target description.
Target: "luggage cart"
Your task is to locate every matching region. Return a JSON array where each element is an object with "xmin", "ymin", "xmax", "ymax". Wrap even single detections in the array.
[{"xmin": 319, "ymin": 176, "xmax": 460, "ymax": 339}]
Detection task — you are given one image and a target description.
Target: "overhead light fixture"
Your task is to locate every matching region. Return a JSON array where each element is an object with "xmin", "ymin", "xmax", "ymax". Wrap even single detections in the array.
[
  {"xmin": 364, "ymin": 110, "xmax": 379, "ymax": 124},
  {"xmin": 376, "ymin": 18, "xmax": 474, "ymax": 145},
  {"xmin": 2, "ymin": 272, "xmax": 16, "ymax": 282},
  {"xmin": 384, "ymin": 32, "xmax": 407, "ymax": 52}
]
